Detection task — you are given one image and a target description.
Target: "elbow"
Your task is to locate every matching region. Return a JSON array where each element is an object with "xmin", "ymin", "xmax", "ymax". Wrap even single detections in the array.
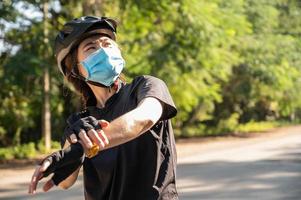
[
  {"xmin": 124, "ymin": 118, "xmax": 155, "ymax": 139},
  {"xmin": 138, "ymin": 119, "xmax": 155, "ymax": 136},
  {"xmin": 146, "ymin": 118, "xmax": 156, "ymax": 129}
]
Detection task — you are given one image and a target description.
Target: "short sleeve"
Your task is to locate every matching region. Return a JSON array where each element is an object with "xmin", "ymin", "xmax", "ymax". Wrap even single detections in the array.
[{"xmin": 136, "ymin": 75, "xmax": 177, "ymax": 120}]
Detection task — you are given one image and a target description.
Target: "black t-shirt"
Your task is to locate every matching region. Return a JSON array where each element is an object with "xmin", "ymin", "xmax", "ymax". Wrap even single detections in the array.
[{"xmin": 80, "ymin": 75, "xmax": 178, "ymax": 200}]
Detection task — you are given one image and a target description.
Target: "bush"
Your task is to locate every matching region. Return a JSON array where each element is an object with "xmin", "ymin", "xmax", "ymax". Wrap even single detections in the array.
[
  {"xmin": 235, "ymin": 121, "xmax": 277, "ymax": 134},
  {"xmin": 37, "ymin": 140, "xmax": 61, "ymax": 153},
  {"xmin": 0, "ymin": 148, "xmax": 14, "ymax": 160},
  {"xmin": 0, "ymin": 140, "xmax": 62, "ymax": 161},
  {"xmin": 51, "ymin": 141, "xmax": 61, "ymax": 150},
  {"xmin": 13, "ymin": 142, "xmax": 36, "ymax": 159},
  {"xmin": 0, "ymin": 143, "xmax": 37, "ymax": 160}
]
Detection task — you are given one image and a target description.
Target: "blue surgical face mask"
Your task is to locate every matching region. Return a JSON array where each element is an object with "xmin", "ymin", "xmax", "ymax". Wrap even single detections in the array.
[{"xmin": 80, "ymin": 45, "xmax": 125, "ymax": 86}]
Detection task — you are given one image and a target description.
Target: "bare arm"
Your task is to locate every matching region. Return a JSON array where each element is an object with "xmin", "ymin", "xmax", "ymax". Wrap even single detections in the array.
[
  {"xmin": 57, "ymin": 97, "xmax": 162, "ymax": 188},
  {"xmin": 99, "ymin": 97, "xmax": 163, "ymax": 151}
]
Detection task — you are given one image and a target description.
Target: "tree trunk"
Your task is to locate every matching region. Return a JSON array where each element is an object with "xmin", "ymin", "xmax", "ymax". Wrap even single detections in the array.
[
  {"xmin": 83, "ymin": 0, "xmax": 103, "ymax": 16},
  {"xmin": 42, "ymin": 1, "xmax": 51, "ymax": 152}
]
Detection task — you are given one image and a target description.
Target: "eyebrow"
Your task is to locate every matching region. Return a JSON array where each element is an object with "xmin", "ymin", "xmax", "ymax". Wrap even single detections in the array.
[
  {"xmin": 80, "ymin": 34, "xmax": 114, "ymax": 51},
  {"xmin": 83, "ymin": 41, "xmax": 94, "ymax": 49}
]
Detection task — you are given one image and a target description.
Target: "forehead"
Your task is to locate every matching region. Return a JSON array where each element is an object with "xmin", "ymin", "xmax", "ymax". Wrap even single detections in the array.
[{"xmin": 79, "ymin": 34, "xmax": 111, "ymax": 46}]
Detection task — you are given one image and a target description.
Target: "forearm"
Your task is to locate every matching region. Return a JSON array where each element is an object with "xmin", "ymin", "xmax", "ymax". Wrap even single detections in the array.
[
  {"xmin": 100, "ymin": 97, "xmax": 162, "ymax": 151},
  {"xmin": 58, "ymin": 167, "xmax": 81, "ymax": 189},
  {"xmin": 56, "ymin": 141, "xmax": 81, "ymax": 189},
  {"xmin": 101, "ymin": 108, "xmax": 154, "ymax": 151}
]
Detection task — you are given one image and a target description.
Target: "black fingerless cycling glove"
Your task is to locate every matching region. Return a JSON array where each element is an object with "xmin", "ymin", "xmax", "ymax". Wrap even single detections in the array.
[
  {"xmin": 41, "ymin": 143, "xmax": 84, "ymax": 178},
  {"xmin": 64, "ymin": 113, "xmax": 101, "ymax": 142},
  {"xmin": 43, "ymin": 112, "xmax": 101, "ymax": 186}
]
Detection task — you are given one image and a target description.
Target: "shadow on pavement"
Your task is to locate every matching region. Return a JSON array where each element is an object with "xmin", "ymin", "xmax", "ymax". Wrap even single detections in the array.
[
  {"xmin": 177, "ymin": 144, "xmax": 301, "ymax": 200},
  {"xmin": 1, "ymin": 144, "xmax": 301, "ymax": 200},
  {"xmin": 0, "ymin": 176, "xmax": 84, "ymax": 200}
]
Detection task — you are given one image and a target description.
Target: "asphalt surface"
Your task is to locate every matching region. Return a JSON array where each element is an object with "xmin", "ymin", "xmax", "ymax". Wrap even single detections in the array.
[{"xmin": 1, "ymin": 126, "xmax": 301, "ymax": 200}]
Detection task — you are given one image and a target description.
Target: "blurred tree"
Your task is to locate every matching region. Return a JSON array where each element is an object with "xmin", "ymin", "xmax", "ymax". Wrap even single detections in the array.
[
  {"xmin": 83, "ymin": 0, "xmax": 103, "ymax": 15},
  {"xmin": 214, "ymin": 0, "xmax": 301, "ymax": 132},
  {"xmin": 42, "ymin": 1, "xmax": 51, "ymax": 151},
  {"xmin": 1, "ymin": 0, "xmax": 301, "ymax": 148}
]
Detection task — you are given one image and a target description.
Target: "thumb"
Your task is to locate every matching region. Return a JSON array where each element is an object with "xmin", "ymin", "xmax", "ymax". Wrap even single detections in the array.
[
  {"xmin": 43, "ymin": 179, "xmax": 54, "ymax": 192},
  {"xmin": 99, "ymin": 120, "xmax": 109, "ymax": 128}
]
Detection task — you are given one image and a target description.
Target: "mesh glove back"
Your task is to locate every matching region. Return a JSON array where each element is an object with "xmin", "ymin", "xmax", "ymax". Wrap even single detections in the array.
[{"xmin": 41, "ymin": 143, "xmax": 84, "ymax": 185}]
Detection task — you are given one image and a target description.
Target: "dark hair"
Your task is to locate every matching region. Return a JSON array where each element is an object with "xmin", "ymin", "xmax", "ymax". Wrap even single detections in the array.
[{"xmin": 63, "ymin": 48, "xmax": 96, "ymax": 107}]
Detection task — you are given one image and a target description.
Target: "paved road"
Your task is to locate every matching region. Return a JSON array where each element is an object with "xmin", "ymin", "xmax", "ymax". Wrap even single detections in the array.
[{"xmin": 1, "ymin": 126, "xmax": 301, "ymax": 200}]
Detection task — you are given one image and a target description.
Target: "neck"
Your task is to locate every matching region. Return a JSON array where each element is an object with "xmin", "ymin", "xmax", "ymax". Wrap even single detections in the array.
[{"xmin": 88, "ymin": 84, "xmax": 116, "ymax": 108}]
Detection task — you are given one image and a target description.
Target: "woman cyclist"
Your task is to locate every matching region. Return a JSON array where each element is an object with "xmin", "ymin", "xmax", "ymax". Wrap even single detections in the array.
[{"xmin": 28, "ymin": 16, "xmax": 178, "ymax": 200}]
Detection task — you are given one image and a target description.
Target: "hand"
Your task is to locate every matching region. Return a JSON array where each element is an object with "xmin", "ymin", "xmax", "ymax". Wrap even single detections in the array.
[
  {"xmin": 28, "ymin": 158, "xmax": 52, "ymax": 194},
  {"xmin": 65, "ymin": 114, "xmax": 109, "ymax": 150},
  {"xmin": 28, "ymin": 143, "xmax": 84, "ymax": 194}
]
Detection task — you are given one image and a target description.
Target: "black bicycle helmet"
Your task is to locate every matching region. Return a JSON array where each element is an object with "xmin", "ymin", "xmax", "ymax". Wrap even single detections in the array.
[{"xmin": 55, "ymin": 16, "xmax": 117, "ymax": 76}]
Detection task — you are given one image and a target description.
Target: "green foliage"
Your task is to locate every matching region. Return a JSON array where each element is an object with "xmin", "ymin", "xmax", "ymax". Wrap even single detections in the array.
[
  {"xmin": 236, "ymin": 121, "xmax": 277, "ymax": 133},
  {"xmin": 37, "ymin": 139, "xmax": 60, "ymax": 153},
  {"xmin": 0, "ymin": 140, "xmax": 61, "ymax": 160},
  {"xmin": 0, "ymin": 142, "xmax": 36, "ymax": 160},
  {"xmin": 13, "ymin": 142, "xmax": 36, "ymax": 159},
  {"xmin": 1, "ymin": 0, "xmax": 301, "ymax": 157},
  {"xmin": 0, "ymin": 148, "xmax": 14, "ymax": 160}
]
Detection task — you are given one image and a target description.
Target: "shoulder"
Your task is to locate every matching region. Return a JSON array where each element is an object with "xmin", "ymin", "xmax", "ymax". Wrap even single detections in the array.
[
  {"xmin": 130, "ymin": 75, "xmax": 166, "ymax": 87},
  {"xmin": 123, "ymin": 75, "xmax": 177, "ymax": 120}
]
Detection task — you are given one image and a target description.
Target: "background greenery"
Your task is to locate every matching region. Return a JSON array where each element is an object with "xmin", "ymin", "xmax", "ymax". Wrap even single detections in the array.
[{"xmin": 0, "ymin": 0, "xmax": 301, "ymax": 159}]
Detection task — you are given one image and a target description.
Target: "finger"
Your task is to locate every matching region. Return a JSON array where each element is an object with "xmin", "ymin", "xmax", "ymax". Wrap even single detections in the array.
[
  {"xmin": 43, "ymin": 179, "xmax": 55, "ymax": 192},
  {"xmin": 81, "ymin": 120, "xmax": 95, "ymax": 132},
  {"xmin": 85, "ymin": 116, "xmax": 99, "ymax": 129},
  {"xmin": 29, "ymin": 166, "xmax": 42, "ymax": 194},
  {"xmin": 99, "ymin": 120, "xmax": 109, "ymax": 128},
  {"xmin": 97, "ymin": 129, "xmax": 109, "ymax": 145},
  {"xmin": 78, "ymin": 129, "xmax": 93, "ymax": 149},
  {"xmin": 98, "ymin": 120, "xmax": 110, "ymax": 144},
  {"xmin": 69, "ymin": 133, "xmax": 78, "ymax": 143},
  {"xmin": 87, "ymin": 129, "xmax": 105, "ymax": 148}
]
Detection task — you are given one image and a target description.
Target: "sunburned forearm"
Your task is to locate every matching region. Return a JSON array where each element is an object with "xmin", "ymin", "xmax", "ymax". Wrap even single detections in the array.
[
  {"xmin": 101, "ymin": 107, "xmax": 154, "ymax": 151},
  {"xmin": 100, "ymin": 97, "xmax": 162, "ymax": 151}
]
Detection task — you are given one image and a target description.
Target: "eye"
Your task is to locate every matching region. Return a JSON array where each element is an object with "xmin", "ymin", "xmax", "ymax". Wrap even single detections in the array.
[
  {"xmin": 86, "ymin": 46, "xmax": 96, "ymax": 51},
  {"xmin": 84, "ymin": 42, "xmax": 97, "ymax": 51}
]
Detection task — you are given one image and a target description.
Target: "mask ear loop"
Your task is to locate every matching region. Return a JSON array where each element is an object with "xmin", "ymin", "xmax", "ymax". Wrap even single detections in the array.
[
  {"xmin": 113, "ymin": 78, "xmax": 122, "ymax": 93},
  {"xmin": 70, "ymin": 64, "xmax": 87, "ymax": 82}
]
